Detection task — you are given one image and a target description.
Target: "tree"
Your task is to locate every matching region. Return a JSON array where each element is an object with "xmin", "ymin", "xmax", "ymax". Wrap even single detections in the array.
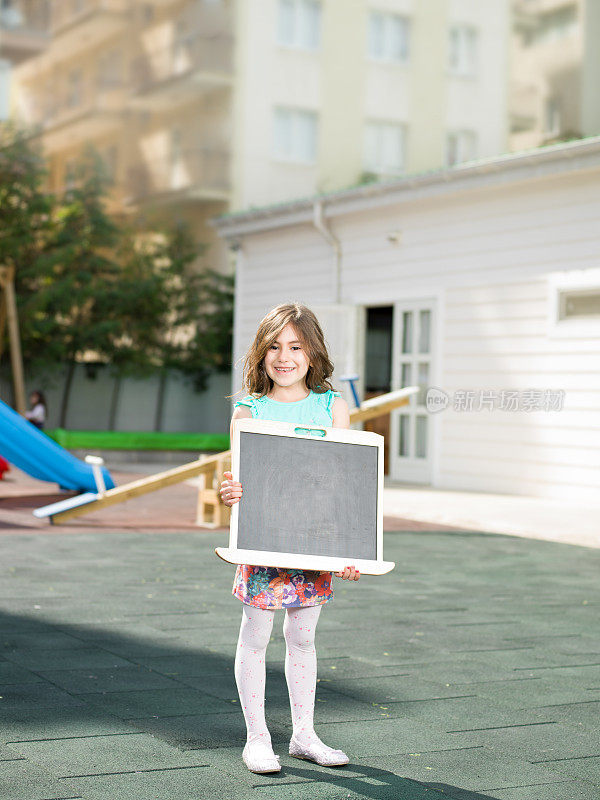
[{"xmin": 2, "ymin": 132, "xmax": 233, "ymax": 427}]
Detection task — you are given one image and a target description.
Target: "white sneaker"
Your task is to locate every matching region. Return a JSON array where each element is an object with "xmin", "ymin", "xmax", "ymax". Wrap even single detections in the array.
[
  {"xmin": 242, "ymin": 738, "xmax": 281, "ymax": 774},
  {"xmin": 289, "ymin": 733, "xmax": 349, "ymax": 767}
]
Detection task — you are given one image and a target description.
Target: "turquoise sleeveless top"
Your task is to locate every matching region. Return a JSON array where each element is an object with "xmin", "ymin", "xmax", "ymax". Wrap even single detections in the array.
[{"xmin": 234, "ymin": 388, "xmax": 340, "ymax": 426}]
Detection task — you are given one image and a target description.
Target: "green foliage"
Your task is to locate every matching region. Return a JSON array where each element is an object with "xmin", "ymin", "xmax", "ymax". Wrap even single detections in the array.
[
  {"xmin": 182, "ymin": 266, "xmax": 235, "ymax": 391},
  {"xmin": 0, "ymin": 124, "xmax": 53, "ymax": 287},
  {"xmin": 1, "ymin": 129, "xmax": 233, "ymax": 391}
]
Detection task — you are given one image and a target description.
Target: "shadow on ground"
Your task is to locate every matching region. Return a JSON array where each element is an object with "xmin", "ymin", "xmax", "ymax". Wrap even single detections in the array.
[{"xmin": 0, "ymin": 606, "xmax": 507, "ymax": 800}]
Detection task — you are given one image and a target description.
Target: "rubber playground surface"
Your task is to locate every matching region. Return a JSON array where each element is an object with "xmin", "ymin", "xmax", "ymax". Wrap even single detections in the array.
[{"xmin": 1, "ymin": 487, "xmax": 599, "ymax": 800}]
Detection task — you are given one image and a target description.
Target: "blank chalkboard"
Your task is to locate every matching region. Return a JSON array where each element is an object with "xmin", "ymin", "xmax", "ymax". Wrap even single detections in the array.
[{"xmin": 215, "ymin": 419, "xmax": 394, "ymax": 575}]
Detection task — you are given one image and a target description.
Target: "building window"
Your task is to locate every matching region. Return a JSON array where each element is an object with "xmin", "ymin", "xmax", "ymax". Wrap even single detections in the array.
[
  {"xmin": 368, "ymin": 11, "xmax": 410, "ymax": 62},
  {"xmin": 548, "ymin": 270, "xmax": 600, "ymax": 337},
  {"xmin": 364, "ymin": 121, "xmax": 405, "ymax": 175},
  {"xmin": 0, "ymin": 59, "xmax": 10, "ymax": 120},
  {"xmin": 169, "ymin": 127, "xmax": 186, "ymax": 189},
  {"xmin": 101, "ymin": 145, "xmax": 118, "ymax": 181},
  {"xmin": 97, "ymin": 49, "xmax": 122, "ymax": 89},
  {"xmin": 64, "ymin": 158, "xmax": 77, "ymax": 191},
  {"xmin": 273, "ymin": 107, "xmax": 318, "ymax": 163},
  {"xmin": 446, "ymin": 130, "xmax": 478, "ymax": 166},
  {"xmin": 532, "ymin": 6, "xmax": 578, "ymax": 46},
  {"xmin": 558, "ymin": 289, "xmax": 600, "ymax": 321},
  {"xmin": 65, "ymin": 69, "xmax": 83, "ymax": 108},
  {"xmin": 0, "ymin": 0, "xmax": 24, "ymax": 29},
  {"xmin": 544, "ymin": 97, "xmax": 561, "ymax": 137},
  {"xmin": 448, "ymin": 25, "xmax": 477, "ymax": 77},
  {"xmin": 141, "ymin": 4, "xmax": 154, "ymax": 24},
  {"xmin": 277, "ymin": 0, "xmax": 321, "ymax": 50}
]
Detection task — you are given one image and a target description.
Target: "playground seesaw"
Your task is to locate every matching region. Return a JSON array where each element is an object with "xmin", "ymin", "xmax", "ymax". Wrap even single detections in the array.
[{"xmin": 34, "ymin": 387, "xmax": 418, "ymax": 526}]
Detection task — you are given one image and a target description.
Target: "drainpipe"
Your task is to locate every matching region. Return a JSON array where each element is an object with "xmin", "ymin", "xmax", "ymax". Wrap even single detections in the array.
[{"xmin": 313, "ymin": 200, "xmax": 341, "ymax": 304}]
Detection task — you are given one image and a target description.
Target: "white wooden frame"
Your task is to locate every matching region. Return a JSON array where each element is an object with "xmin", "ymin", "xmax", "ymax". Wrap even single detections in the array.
[
  {"xmin": 215, "ymin": 418, "xmax": 394, "ymax": 575},
  {"xmin": 391, "ymin": 296, "xmax": 438, "ymax": 484}
]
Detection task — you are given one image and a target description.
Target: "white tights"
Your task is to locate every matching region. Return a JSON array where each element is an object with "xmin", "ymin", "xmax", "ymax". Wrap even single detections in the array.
[{"xmin": 234, "ymin": 604, "xmax": 322, "ymax": 746}]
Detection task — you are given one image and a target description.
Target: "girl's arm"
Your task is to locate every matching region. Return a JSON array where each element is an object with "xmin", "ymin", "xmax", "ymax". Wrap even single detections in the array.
[
  {"xmin": 331, "ymin": 395, "xmax": 360, "ymax": 581},
  {"xmin": 220, "ymin": 405, "xmax": 252, "ymax": 506},
  {"xmin": 331, "ymin": 395, "xmax": 350, "ymax": 430}
]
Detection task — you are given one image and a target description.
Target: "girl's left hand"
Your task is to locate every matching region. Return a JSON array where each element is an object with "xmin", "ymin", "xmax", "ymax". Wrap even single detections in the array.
[{"xmin": 335, "ymin": 565, "xmax": 360, "ymax": 581}]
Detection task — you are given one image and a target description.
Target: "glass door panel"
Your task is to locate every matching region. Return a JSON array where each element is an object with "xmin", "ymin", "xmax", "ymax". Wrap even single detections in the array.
[
  {"xmin": 391, "ymin": 299, "xmax": 435, "ymax": 483},
  {"xmin": 418, "ymin": 310, "xmax": 431, "ymax": 353},
  {"xmin": 415, "ymin": 415, "xmax": 427, "ymax": 459},
  {"xmin": 399, "ymin": 414, "xmax": 409, "ymax": 457},
  {"xmin": 401, "ymin": 311, "xmax": 413, "ymax": 353}
]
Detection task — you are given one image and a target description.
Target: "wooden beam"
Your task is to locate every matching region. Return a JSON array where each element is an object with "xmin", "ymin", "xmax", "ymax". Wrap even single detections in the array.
[
  {"xmin": 348, "ymin": 387, "xmax": 418, "ymax": 423},
  {"xmin": 2, "ymin": 267, "xmax": 27, "ymax": 415},
  {"xmin": 51, "ymin": 452, "xmax": 231, "ymax": 523}
]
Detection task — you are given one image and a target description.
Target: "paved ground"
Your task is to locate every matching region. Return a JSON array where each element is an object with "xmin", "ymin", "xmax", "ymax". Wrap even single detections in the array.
[
  {"xmin": 1, "ymin": 521, "xmax": 599, "ymax": 800},
  {"xmin": 383, "ymin": 483, "xmax": 600, "ymax": 550}
]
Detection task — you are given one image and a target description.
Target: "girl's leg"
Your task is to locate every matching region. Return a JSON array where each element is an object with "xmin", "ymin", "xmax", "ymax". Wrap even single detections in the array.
[
  {"xmin": 283, "ymin": 604, "xmax": 348, "ymax": 764},
  {"xmin": 234, "ymin": 604, "xmax": 275, "ymax": 746},
  {"xmin": 283, "ymin": 606, "xmax": 349, "ymax": 767},
  {"xmin": 283, "ymin": 604, "xmax": 321, "ymax": 741}
]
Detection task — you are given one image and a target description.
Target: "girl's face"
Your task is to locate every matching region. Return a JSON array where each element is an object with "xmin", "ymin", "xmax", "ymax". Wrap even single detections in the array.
[{"xmin": 263, "ymin": 323, "xmax": 310, "ymax": 392}]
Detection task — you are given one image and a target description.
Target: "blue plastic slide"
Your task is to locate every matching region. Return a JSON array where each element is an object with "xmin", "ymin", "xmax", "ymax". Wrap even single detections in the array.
[{"xmin": 0, "ymin": 398, "xmax": 114, "ymax": 492}]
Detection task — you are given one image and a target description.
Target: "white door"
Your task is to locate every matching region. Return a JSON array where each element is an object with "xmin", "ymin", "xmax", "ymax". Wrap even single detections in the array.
[{"xmin": 390, "ymin": 299, "xmax": 435, "ymax": 483}]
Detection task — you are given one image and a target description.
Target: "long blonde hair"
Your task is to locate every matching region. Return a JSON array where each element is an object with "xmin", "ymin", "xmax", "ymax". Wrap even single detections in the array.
[{"xmin": 239, "ymin": 303, "xmax": 335, "ymax": 397}]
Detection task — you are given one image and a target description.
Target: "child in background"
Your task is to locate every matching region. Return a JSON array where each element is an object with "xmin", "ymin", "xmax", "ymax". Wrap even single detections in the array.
[
  {"xmin": 220, "ymin": 302, "xmax": 360, "ymax": 775},
  {"xmin": 25, "ymin": 390, "xmax": 46, "ymax": 430}
]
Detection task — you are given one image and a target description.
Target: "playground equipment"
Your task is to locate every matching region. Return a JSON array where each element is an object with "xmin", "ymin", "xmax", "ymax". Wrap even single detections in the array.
[
  {"xmin": 32, "ymin": 456, "xmax": 110, "ymax": 520},
  {"xmin": 0, "ymin": 398, "xmax": 114, "ymax": 493},
  {"xmin": 35, "ymin": 386, "xmax": 418, "ymax": 525}
]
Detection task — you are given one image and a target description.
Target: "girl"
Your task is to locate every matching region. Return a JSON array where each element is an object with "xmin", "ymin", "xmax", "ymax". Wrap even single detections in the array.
[
  {"xmin": 220, "ymin": 302, "xmax": 360, "ymax": 775},
  {"xmin": 25, "ymin": 390, "xmax": 47, "ymax": 430}
]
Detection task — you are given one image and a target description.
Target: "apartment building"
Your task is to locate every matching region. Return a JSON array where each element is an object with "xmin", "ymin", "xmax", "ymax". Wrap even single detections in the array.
[
  {"xmin": 0, "ymin": 0, "xmax": 48, "ymax": 118},
  {"xmin": 510, "ymin": 0, "xmax": 600, "ymax": 151},
  {"xmin": 233, "ymin": 0, "xmax": 509, "ymax": 208},
  {"xmin": 12, "ymin": 0, "xmax": 510, "ymax": 260},
  {"xmin": 13, "ymin": 0, "xmax": 232, "ymax": 264}
]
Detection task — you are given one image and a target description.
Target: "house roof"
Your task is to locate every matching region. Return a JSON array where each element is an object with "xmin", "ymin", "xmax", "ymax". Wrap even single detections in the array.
[{"xmin": 213, "ymin": 136, "xmax": 600, "ymax": 239}]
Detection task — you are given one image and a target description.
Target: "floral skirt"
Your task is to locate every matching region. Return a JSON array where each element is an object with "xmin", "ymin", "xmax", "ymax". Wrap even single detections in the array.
[{"xmin": 232, "ymin": 564, "xmax": 334, "ymax": 610}]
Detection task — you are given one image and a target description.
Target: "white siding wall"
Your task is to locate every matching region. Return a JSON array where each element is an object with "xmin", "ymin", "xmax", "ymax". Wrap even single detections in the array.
[{"xmin": 231, "ymin": 164, "xmax": 600, "ymax": 501}]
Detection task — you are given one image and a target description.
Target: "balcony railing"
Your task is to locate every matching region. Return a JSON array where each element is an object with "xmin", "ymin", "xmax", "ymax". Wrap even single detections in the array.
[
  {"xmin": 127, "ymin": 149, "xmax": 230, "ymax": 204},
  {"xmin": 50, "ymin": 0, "xmax": 128, "ymax": 36},
  {"xmin": 132, "ymin": 33, "xmax": 233, "ymax": 95},
  {"xmin": 27, "ymin": 83, "xmax": 127, "ymax": 135}
]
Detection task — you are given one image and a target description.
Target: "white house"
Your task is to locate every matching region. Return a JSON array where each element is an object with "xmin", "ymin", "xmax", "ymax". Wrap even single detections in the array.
[{"xmin": 214, "ymin": 137, "xmax": 600, "ymax": 502}]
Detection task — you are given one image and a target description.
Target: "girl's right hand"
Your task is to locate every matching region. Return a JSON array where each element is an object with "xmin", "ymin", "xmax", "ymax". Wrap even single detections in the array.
[{"xmin": 220, "ymin": 471, "xmax": 243, "ymax": 506}]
